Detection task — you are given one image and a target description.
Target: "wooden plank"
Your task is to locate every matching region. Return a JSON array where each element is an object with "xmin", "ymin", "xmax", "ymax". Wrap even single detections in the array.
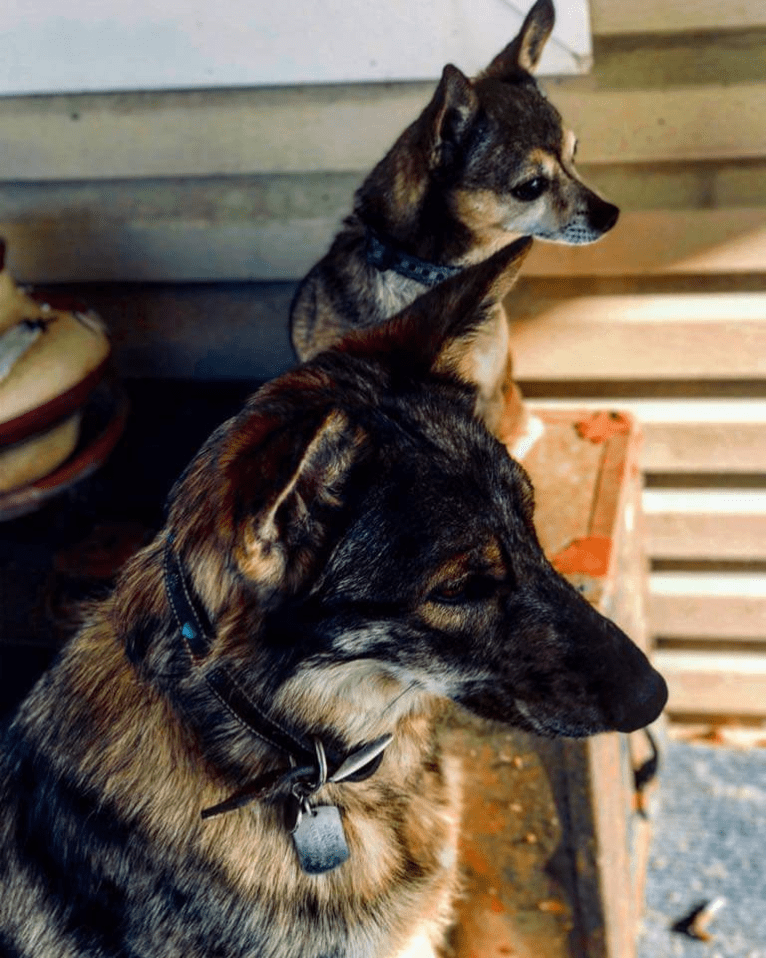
[
  {"xmin": 0, "ymin": 82, "xmax": 765, "ymax": 181},
  {"xmin": 653, "ymin": 650, "xmax": 766, "ymax": 719},
  {"xmin": 645, "ymin": 491, "xmax": 766, "ymax": 560},
  {"xmin": 591, "ymin": 0, "xmax": 766, "ymax": 36},
  {"xmin": 642, "ymin": 422, "xmax": 766, "ymax": 473},
  {"xmin": 650, "ymin": 573, "xmax": 766, "ymax": 639},
  {"xmin": 523, "ymin": 209, "xmax": 766, "ymax": 277},
  {"xmin": 510, "ymin": 289, "xmax": 766, "ymax": 382},
  {"xmin": 5, "ymin": 159, "xmax": 766, "ymax": 233},
  {"xmin": 647, "ymin": 512, "xmax": 766, "ymax": 559},
  {"xmin": 5, "ymin": 208, "xmax": 766, "ymax": 284},
  {"xmin": 592, "ymin": 32, "xmax": 766, "ymax": 91},
  {"xmin": 512, "ymin": 290, "xmax": 766, "ymax": 326},
  {"xmin": 529, "ymin": 399, "xmax": 766, "ymax": 424}
]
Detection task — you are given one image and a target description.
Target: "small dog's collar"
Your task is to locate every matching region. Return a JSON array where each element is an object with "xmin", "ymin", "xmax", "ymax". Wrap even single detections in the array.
[
  {"xmin": 365, "ymin": 230, "xmax": 463, "ymax": 286},
  {"xmin": 162, "ymin": 538, "xmax": 392, "ymax": 819}
]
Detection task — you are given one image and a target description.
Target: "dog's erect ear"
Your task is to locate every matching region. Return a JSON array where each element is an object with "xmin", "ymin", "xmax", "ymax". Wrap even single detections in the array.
[
  {"xmin": 340, "ymin": 236, "xmax": 532, "ymax": 390},
  {"xmin": 424, "ymin": 64, "xmax": 480, "ymax": 169},
  {"xmin": 429, "ymin": 238, "xmax": 532, "ymax": 393},
  {"xmin": 483, "ymin": 0, "xmax": 555, "ymax": 77},
  {"xmin": 236, "ymin": 408, "xmax": 364, "ymax": 591}
]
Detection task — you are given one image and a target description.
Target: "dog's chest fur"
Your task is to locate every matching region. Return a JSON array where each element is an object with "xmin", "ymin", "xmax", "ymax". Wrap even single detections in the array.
[
  {"xmin": 371, "ymin": 268, "xmax": 428, "ymax": 327},
  {"xmin": 0, "ymin": 620, "xmax": 461, "ymax": 958}
]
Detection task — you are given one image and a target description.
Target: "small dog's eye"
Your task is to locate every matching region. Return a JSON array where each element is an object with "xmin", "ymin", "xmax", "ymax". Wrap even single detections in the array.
[{"xmin": 511, "ymin": 177, "xmax": 549, "ymax": 202}]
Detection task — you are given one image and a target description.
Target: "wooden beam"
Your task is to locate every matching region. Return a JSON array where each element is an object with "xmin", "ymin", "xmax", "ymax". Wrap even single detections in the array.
[
  {"xmin": 0, "ymin": 82, "xmax": 765, "ymax": 181},
  {"xmin": 645, "ymin": 491, "xmax": 766, "ymax": 560},
  {"xmin": 510, "ymin": 288, "xmax": 766, "ymax": 382},
  {"xmin": 591, "ymin": 0, "xmax": 766, "ymax": 36},
  {"xmin": 650, "ymin": 573, "xmax": 766, "ymax": 639},
  {"xmin": 653, "ymin": 650, "xmax": 766, "ymax": 719},
  {"xmin": 4, "ymin": 208, "xmax": 766, "ymax": 284},
  {"xmin": 522, "ymin": 209, "xmax": 766, "ymax": 277},
  {"xmin": 642, "ymin": 423, "xmax": 766, "ymax": 474},
  {"xmin": 647, "ymin": 512, "xmax": 766, "ymax": 559}
]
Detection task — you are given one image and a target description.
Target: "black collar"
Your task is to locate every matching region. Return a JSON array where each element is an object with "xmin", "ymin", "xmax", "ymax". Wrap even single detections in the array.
[
  {"xmin": 162, "ymin": 540, "xmax": 391, "ymax": 818},
  {"xmin": 365, "ymin": 230, "xmax": 463, "ymax": 286}
]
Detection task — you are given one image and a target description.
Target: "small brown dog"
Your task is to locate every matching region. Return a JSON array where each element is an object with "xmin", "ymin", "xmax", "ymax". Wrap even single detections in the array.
[
  {"xmin": 290, "ymin": 0, "xmax": 618, "ymax": 441},
  {"xmin": 0, "ymin": 239, "xmax": 665, "ymax": 958}
]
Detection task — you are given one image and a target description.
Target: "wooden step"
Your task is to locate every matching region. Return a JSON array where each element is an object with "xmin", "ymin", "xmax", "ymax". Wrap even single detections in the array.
[
  {"xmin": 510, "ymin": 291, "xmax": 766, "ymax": 380},
  {"xmin": 5, "ymin": 204, "xmax": 766, "ymax": 284},
  {"xmin": 653, "ymin": 650, "xmax": 766, "ymax": 719},
  {"xmin": 644, "ymin": 491, "xmax": 766, "ymax": 560},
  {"xmin": 591, "ymin": 0, "xmax": 766, "ymax": 34},
  {"xmin": 649, "ymin": 572, "xmax": 766, "ymax": 640},
  {"xmin": 529, "ymin": 400, "xmax": 766, "ymax": 474},
  {"xmin": 1, "ymin": 82, "xmax": 765, "ymax": 182}
]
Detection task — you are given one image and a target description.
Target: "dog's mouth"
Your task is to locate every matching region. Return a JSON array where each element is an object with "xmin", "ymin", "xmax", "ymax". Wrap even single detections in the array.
[
  {"xmin": 512, "ymin": 663, "xmax": 668, "ymax": 739},
  {"xmin": 512, "ymin": 698, "xmax": 605, "ymax": 738},
  {"xmin": 524, "ymin": 198, "xmax": 620, "ymax": 247}
]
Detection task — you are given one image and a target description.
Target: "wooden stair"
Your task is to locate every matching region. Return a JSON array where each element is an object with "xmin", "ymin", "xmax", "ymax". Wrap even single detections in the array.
[{"xmin": 510, "ymin": 284, "xmax": 766, "ymax": 723}]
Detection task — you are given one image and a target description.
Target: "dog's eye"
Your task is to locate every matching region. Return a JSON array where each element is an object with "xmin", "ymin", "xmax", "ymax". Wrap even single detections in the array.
[
  {"xmin": 511, "ymin": 177, "xmax": 549, "ymax": 202},
  {"xmin": 429, "ymin": 575, "xmax": 499, "ymax": 605},
  {"xmin": 431, "ymin": 581, "xmax": 469, "ymax": 604}
]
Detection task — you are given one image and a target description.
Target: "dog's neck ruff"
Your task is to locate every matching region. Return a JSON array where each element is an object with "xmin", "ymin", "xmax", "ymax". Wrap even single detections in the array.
[
  {"xmin": 365, "ymin": 230, "xmax": 463, "ymax": 286},
  {"xmin": 162, "ymin": 540, "xmax": 392, "ymax": 822}
]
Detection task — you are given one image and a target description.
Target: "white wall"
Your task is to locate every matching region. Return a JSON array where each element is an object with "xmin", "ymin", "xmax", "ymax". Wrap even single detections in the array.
[{"xmin": 1, "ymin": 0, "xmax": 590, "ymax": 96}]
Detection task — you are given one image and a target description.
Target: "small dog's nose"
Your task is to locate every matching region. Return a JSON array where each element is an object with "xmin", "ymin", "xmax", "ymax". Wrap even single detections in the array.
[{"xmin": 592, "ymin": 201, "xmax": 620, "ymax": 234}]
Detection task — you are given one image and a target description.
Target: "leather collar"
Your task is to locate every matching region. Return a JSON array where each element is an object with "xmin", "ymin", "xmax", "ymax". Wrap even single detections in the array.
[
  {"xmin": 365, "ymin": 230, "xmax": 463, "ymax": 286},
  {"xmin": 162, "ymin": 539, "xmax": 391, "ymax": 818}
]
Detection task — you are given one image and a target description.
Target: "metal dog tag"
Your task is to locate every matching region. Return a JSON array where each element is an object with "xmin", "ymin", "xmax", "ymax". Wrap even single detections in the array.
[{"xmin": 292, "ymin": 805, "xmax": 349, "ymax": 875}]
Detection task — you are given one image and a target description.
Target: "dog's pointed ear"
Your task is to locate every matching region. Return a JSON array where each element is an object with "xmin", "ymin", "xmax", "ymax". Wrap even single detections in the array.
[
  {"xmin": 340, "ymin": 236, "xmax": 532, "ymax": 388},
  {"xmin": 424, "ymin": 64, "xmax": 480, "ymax": 168},
  {"xmin": 235, "ymin": 408, "xmax": 365, "ymax": 591},
  {"xmin": 483, "ymin": 0, "xmax": 555, "ymax": 77},
  {"xmin": 428, "ymin": 237, "xmax": 532, "ymax": 385}
]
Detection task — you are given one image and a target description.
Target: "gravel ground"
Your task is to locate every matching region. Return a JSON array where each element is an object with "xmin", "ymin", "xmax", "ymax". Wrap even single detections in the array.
[{"xmin": 637, "ymin": 739, "xmax": 766, "ymax": 958}]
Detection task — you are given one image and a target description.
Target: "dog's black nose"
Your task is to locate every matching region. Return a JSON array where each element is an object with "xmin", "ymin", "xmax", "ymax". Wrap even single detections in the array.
[
  {"xmin": 592, "ymin": 200, "xmax": 620, "ymax": 234},
  {"xmin": 610, "ymin": 664, "xmax": 668, "ymax": 733}
]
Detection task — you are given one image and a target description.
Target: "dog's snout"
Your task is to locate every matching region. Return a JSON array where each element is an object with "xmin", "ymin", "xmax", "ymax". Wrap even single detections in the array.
[
  {"xmin": 610, "ymin": 667, "xmax": 668, "ymax": 733},
  {"xmin": 590, "ymin": 199, "xmax": 619, "ymax": 235},
  {"xmin": 603, "ymin": 632, "xmax": 668, "ymax": 733}
]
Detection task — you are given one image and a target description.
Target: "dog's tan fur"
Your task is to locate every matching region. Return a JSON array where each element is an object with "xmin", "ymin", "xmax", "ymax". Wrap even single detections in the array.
[
  {"xmin": 289, "ymin": 0, "xmax": 619, "ymax": 447},
  {"xmin": 0, "ymin": 240, "xmax": 666, "ymax": 957}
]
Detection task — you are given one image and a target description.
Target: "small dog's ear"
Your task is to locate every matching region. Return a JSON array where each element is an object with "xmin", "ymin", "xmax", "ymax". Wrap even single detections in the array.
[
  {"xmin": 237, "ymin": 409, "xmax": 364, "ymax": 591},
  {"xmin": 483, "ymin": 0, "xmax": 555, "ymax": 77},
  {"xmin": 425, "ymin": 64, "xmax": 480, "ymax": 169}
]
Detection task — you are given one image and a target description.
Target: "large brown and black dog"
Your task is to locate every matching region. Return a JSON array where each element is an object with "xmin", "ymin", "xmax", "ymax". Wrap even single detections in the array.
[
  {"xmin": 0, "ymin": 238, "xmax": 665, "ymax": 958},
  {"xmin": 290, "ymin": 0, "xmax": 619, "ymax": 441}
]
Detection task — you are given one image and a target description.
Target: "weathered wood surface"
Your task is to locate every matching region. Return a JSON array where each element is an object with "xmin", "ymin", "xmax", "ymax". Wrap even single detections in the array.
[
  {"xmin": 590, "ymin": 0, "xmax": 766, "ymax": 34},
  {"xmin": 650, "ymin": 573, "xmax": 766, "ymax": 641},
  {"xmin": 5, "ymin": 208, "xmax": 766, "ymax": 284},
  {"xmin": 1, "ymin": 81, "xmax": 765, "ymax": 180},
  {"xmin": 645, "ymin": 491, "xmax": 766, "ymax": 560},
  {"xmin": 653, "ymin": 650, "xmax": 766, "ymax": 719}
]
